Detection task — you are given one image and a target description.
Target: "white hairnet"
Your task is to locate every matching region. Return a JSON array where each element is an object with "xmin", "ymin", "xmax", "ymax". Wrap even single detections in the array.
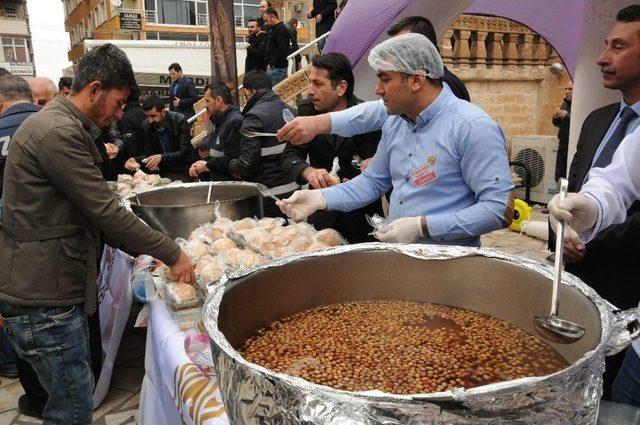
[{"xmin": 368, "ymin": 33, "xmax": 444, "ymax": 79}]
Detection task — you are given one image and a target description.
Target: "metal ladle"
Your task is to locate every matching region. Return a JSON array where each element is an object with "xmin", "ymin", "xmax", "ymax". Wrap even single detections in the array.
[{"xmin": 534, "ymin": 178, "xmax": 586, "ymax": 344}]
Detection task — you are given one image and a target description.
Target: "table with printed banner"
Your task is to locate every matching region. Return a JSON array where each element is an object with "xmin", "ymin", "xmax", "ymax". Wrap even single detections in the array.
[{"xmin": 96, "ymin": 246, "xmax": 229, "ymax": 425}]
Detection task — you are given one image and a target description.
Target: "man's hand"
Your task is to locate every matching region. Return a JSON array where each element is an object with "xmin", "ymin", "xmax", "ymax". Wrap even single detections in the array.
[
  {"xmin": 143, "ymin": 154, "xmax": 163, "ymax": 171},
  {"xmin": 306, "ymin": 11, "xmax": 313, "ymax": 18},
  {"xmin": 375, "ymin": 216, "xmax": 425, "ymax": 243},
  {"xmin": 552, "ymin": 107, "xmax": 568, "ymax": 119},
  {"xmin": 189, "ymin": 160, "xmax": 209, "ymax": 178},
  {"xmin": 169, "ymin": 250, "xmax": 195, "ymax": 284},
  {"xmin": 173, "ymin": 97, "xmax": 180, "ymax": 108},
  {"xmin": 360, "ymin": 157, "xmax": 373, "ymax": 172},
  {"xmin": 301, "ymin": 167, "xmax": 334, "ymax": 189},
  {"xmin": 563, "ymin": 238, "xmax": 586, "ymax": 263},
  {"xmin": 124, "ymin": 158, "xmax": 140, "ymax": 172},
  {"xmin": 276, "ymin": 189, "xmax": 327, "ymax": 222},
  {"xmin": 105, "ymin": 143, "xmax": 119, "ymax": 160},
  {"xmin": 277, "ymin": 115, "xmax": 331, "ymax": 145},
  {"xmin": 315, "ymin": 14, "xmax": 322, "ymax": 23},
  {"xmin": 198, "ymin": 148, "xmax": 209, "ymax": 159},
  {"xmin": 548, "ymin": 192, "xmax": 599, "ymax": 234}
]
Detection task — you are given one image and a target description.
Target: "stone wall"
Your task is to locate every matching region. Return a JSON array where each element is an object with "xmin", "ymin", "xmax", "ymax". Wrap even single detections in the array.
[{"xmin": 444, "ymin": 15, "xmax": 573, "ymax": 149}]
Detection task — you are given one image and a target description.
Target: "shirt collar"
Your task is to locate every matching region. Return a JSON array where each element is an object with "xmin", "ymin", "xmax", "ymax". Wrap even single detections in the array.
[
  {"xmin": 401, "ymin": 86, "xmax": 451, "ymax": 127},
  {"xmin": 56, "ymin": 95, "xmax": 102, "ymax": 140},
  {"xmin": 620, "ymin": 99, "xmax": 640, "ymax": 117},
  {"xmin": 2, "ymin": 102, "xmax": 39, "ymax": 117}
]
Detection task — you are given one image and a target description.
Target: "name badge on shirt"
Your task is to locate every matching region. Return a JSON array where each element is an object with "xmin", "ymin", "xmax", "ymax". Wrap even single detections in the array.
[{"xmin": 411, "ymin": 156, "xmax": 438, "ymax": 187}]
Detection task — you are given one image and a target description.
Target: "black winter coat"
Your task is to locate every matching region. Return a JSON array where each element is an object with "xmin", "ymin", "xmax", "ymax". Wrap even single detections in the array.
[
  {"xmin": 138, "ymin": 110, "xmax": 194, "ymax": 175},
  {"xmin": 246, "ymin": 31, "xmax": 268, "ymax": 72},
  {"xmin": 265, "ymin": 22, "xmax": 292, "ymax": 69},
  {"xmin": 201, "ymin": 105, "xmax": 243, "ymax": 181}
]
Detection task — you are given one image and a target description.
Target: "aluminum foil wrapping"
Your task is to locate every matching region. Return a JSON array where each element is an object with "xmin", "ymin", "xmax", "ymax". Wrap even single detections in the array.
[{"xmin": 202, "ymin": 244, "xmax": 637, "ymax": 424}]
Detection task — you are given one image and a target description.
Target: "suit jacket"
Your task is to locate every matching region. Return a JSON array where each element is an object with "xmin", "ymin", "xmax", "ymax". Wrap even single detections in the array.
[
  {"xmin": 169, "ymin": 76, "xmax": 198, "ymax": 119},
  {"xmin": 557, "ymin": 102, "xmax": 640, "ymax": 309}
]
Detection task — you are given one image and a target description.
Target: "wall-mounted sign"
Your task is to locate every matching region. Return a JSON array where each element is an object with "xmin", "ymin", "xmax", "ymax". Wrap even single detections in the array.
[
  {"xmin": 0, "ymin": 62, "xmax": 34, "ymax": 75},
  {"xmin": 119, "ymin": 12, "xmax": 142, "ymax": 30}
]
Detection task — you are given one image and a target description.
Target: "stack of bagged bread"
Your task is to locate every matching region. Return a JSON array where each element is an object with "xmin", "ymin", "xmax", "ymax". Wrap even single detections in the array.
[
  {"xmin": 159, "ymin": 215, "xmax": 346, "ymax": 297},
  {"xmin": 108, "ymin": 170, "xmax": 174, "ymax": 197}
]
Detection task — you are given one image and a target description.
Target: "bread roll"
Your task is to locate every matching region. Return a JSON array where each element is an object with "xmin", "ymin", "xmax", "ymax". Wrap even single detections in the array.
[
  {"xmin": 315, "ymin": 228, "xmax": 343, "ymax": 247},
  {"xmin": 167, "ymin": 283, "xmax": 196, "ymax": 304},
  {"xmin": 211, "ymin": 237, "xmax": 236, "ymax": 253}
]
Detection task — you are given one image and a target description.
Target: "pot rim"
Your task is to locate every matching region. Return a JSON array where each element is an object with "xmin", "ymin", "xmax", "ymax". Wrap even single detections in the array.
[{"xmin": 203, "ymin": 243, "xmax": 620, "ymax": 403}]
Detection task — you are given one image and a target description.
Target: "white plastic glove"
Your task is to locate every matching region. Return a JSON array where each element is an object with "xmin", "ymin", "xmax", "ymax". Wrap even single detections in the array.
[
  {"xmin": 375, "ymin": 216, "xmax": 425, "ymax": 243},
  {"xmin": 276, "ymin": 189, "xmax": 327, "ymax": 222},
  {"xmin": 548, "ymin": 192, "xmax": 599, "ymax": 236}
]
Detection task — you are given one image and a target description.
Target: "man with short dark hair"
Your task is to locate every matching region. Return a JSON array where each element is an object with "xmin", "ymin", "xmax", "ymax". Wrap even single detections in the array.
[
  {"xmin": 0, "ymin": 43, "xmax": 194, "ymax": 424},
  {"xmin": 282, "ymin": 53, "xmax": 383, "ymax": 242},
  {"xmin": 278, "ymin": 34, "xmax": 513, "ymax": 246},
  {"xmin": 286, "ymin": 18, "xmax": 301, "ymax": 71},
  {"xmin": 189, "ymin": 83, "xmax": 242, "ymax": 181},
  {"xmin": 168, "ymin": 62, "xmax": 198, "ymax": 120},
  {"xmin": 229, "ymin": 70, "xmax": 299, "ymax": 217},
  {"xmin": 125, "ymin": 94, "xmax": 193, "ymax": 181},
  {"xmin": 58, "ymin": 76, "xmax": 73, "ymax": 96},
  {"xmin": 263, "ymin": 8, "xmax": 291, "ymax": 85},
  {"xmin": 246, "ymin": 18, "xmax": 268, "ymax": 72},
  {"xmin": 257, "ymin": 0, "xmax": 272, "ymax": 31}
]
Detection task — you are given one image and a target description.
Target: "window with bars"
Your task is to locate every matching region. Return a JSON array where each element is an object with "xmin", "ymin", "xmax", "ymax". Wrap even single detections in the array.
[
  {"xmin": 144, "ymin": 0, "xmax": 208, "ymax": 26},
  {"xmin": 1, "ymin": 37, "xmax": 29, "ymax": 62}
]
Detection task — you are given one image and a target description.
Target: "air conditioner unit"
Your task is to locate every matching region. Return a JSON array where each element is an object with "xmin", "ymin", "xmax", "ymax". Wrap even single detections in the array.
[{"xmin": 510, "ymin": 135, "xmax": 558, "ymax": 204}]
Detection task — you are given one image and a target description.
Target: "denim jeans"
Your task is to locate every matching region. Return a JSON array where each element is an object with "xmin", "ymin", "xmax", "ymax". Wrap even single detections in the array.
[
  {"xmin": 0, "ymin": 327, "xmax": 17, "ymax": 375},
  {"xmin": 317, "ymin": 36, "xmax": 327, "ymax": 53},
  {"xmin": 0, "ymin": 302, "xmax": 94, "ymax": 424},
  {"xmin": 612, "ymin": 347, "xmax": 640, "ymax": 407},
  {"xmin": 267, "ymin": 67, "xmax": 288, "ymax": 85}
]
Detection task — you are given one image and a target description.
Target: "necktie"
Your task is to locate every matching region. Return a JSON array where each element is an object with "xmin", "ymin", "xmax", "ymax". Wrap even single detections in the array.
[{"xmin": 593, "ymin": 106, "xmax": 638, "ymax": 169}]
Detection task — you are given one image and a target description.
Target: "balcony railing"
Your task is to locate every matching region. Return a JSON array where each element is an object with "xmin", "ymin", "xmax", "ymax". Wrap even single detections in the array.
[
  {"xmin": 0, "ymin": 8, "xmax": 25, "ymax": 20},
  {"xmin": 442, "ymin": 14, "xmax": 557, "ymax": 69},
  {"xmin": 145, "ymin": 10, "xmax": 157, "ymax": 24},
  {"xmin": 143, "ymin": 10, "xmax": 208, "ymax": 26}
]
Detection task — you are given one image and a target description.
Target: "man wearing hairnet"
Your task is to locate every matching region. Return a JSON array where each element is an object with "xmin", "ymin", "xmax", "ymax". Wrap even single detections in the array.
[{"xmin": 277, "ymin": 34, "xmax": 514, "ymax": 245}]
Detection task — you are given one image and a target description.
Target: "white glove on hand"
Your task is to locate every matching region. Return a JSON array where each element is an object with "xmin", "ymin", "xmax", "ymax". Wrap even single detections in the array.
[
  {"xmin": 276, "ymin": 190, "xmax": 327, "ymax": 222},
  {"xmin": 548, "ymin": 192, "xmax": 599, "ymax": 235},
  {"xmin": 375, "ymin": 216, "xmax": 424, "ymax": 243}
]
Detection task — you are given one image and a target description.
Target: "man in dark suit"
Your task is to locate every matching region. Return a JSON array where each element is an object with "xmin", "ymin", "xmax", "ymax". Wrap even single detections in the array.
[
  {"xmin": 553, "ymin": 4, "xmax": 640, "ymax": 400},
  {"xmin": 168, "ymin": 62, "xmax": 198, "ymax": 120}
]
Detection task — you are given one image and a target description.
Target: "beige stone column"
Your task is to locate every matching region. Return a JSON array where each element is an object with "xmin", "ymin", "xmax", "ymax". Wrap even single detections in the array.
[
  {"xmin": 471, "ymin": 30, "xmax": 488, "ymax": 69},
  {"xmin": 487, "ymin": 32, "xmax": 503, "ymax": 68},
  {"xmin": 521, "ymin": 33, "xmax": 534, "ymax": 66},
  {"xmin": 440, "ymin": 28, "xmax": 454, "ymax": 67},
  {"xmin": 502, "ymin": 33, "xmax": 518, "ymax": 66},
  {"xmin": 453, "ymin": 29, "xmax": 471, "ymax": 69}
]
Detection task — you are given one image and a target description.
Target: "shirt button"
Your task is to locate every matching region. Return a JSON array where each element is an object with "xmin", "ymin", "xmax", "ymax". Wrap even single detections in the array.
[
  {"xmin": 412, "ymin": 129, "xmax": 417, "ymax": 134},
  {"xmin": 408, "ymin": 153, "xmax": 413, "ymax": 157},
  {"xmin": 400, "ymin": 201, "xmax": 404, "ymax": 205},
  {"xmin": 405, "ymin": 177, "xmax": 409, "ymax": 182}
]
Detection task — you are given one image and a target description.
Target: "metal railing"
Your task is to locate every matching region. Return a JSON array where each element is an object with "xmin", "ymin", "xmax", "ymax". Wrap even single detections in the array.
[
  {"xmin": 196, "ymin": 13, "xmax": 208, "ymax": 26},
  {"xmin": 287, "ymin": 31, "xmax": 329, "ymax": 74}
]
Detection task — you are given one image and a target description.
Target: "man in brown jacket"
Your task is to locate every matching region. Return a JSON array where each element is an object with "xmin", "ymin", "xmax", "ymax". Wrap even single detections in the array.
[{"xmin": 0, "ymin": 44, "xmax": 194, "ymax": 424}]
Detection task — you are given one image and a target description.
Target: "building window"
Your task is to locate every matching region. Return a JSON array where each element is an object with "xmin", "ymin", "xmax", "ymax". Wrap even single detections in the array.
[
  {"xmin": 145, "ymin": 0, "xmax": 208, "ymax": 26},
  {"xmin": 2, "ymin": 37, "xmax": 29, "ymax": 62},
  {"xmin": 234, "ymin": 0, "xmax": 259, "ymax": 27},
  {"xmin": 97, "ymin": 1, "xmax": 106, "ymax": 25},
  {"xmin": 147, "ymin": 32, "xmax": 209, "ymax": 42}
]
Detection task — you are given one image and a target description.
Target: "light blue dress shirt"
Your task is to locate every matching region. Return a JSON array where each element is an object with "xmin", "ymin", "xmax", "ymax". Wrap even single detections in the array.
[
  {"xmin": 589, "ymin": 100, "xmax": 640, "ymax": 170},
  {"xmin": 322, "ymin": 88, "xmax": 514, "ymax": 247}
]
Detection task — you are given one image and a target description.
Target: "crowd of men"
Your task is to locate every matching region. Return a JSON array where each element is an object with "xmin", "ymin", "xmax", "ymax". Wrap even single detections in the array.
[{"xmin": 0, "ymin": 3, "xmax": 639, "ymax": 424}]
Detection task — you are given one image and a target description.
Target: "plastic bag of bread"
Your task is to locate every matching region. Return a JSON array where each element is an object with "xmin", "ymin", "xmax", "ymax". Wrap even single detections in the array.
[
  {"xmin": 284, "ymin": 221, "xmax": 317, "ymax": 239},
  {"xmin": 146, "ymin": 173, "xmax": 161, "ymax": 186},
  {"xmin": 233, "ymin": 217, "xmax": 256, "ymax": 232},
  {"xmin": 328, "ymin": 157, "xmax": 341, "ymax": 186},
  {"xmin": 238, "ymin": 227, "xmax": 271, "ymax": 253},
  {"xmin": 198, "ymin": 262, "xmax": 225, "ymax": 285},
  {"xmin": 307, "ymin": 241, "xmax": 330, "ymax": 252},
  {"xmin": 256, "ymin": 217, "xmax": 286, "ymax": 232},
  {"xmin": 165, "ymin": 283, "xmax": 200, "ymax": 310},
  {"xmin": 202, "ymin": 222, "xmax": 228, "ymax": 240},
  {"xmin": 259, "ymin": 240, "xmax": 283, "ymax": 258},
  {"xmin": 188, "ymin": 226, "xmax": 209, "ymax": 242},
  {"xmin": 117, "ymin": 174, "xmax": 133, "ymax": 184},
  {"xmin": 219, "ymin": 248, "xmax": 243, "ymax": 268},
  {"xmin": 116, "ymin": 183, "xmax": 132, "ymax": 197},
  {"xmin": 194, "ymin": 255, "xmax": 216, "ymax": 276},
  {"xmin": 185, "ymin": 238, "xmax": 211, "ymax": 259},
  {"xmin": 227, "ymin": 250, "xmax": 265, "ymax": 270},
  {"xmin": 314, "ymin": 228, "xmax": 344, "ymax": 247},
  {"xmin": 211, "ymin": 237, "xmax": 236, "ymax": 253}
]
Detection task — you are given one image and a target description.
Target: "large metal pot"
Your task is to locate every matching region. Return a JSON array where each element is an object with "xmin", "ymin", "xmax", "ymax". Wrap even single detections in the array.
[
  {"xmin": 125, "ymin": 181, "xmax": 263, "ymax": 239},
  {"xmin": 203, "ymin": 244, "xmax": 639, "ymax": 424}
]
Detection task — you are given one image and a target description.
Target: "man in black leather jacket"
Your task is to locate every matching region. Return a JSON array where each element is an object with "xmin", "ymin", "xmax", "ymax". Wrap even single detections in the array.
[
  {"xmin": 189, "ymin": 83, "xmax": 242, "ymax": 181},
  {"xmin": 125, "ymin": 94, "xmax": 194, "ymax": 181},
  {"xmin": 229, "ymin": 71, "xmax": 299, "ymax": 217},
  {"xmin": 282, "ymin": 53, "xmax": 383, "ymax": 242}
]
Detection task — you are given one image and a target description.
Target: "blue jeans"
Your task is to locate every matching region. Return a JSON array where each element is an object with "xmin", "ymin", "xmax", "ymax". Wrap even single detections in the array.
[
  {"xmin": 317, "ymin": 36, "xmax": 327, "ymax": 53},
  {"xmin": 0, "ymin": 302, "xmax": 94, "ymax": 424},
  {"xmin": 267, "ymin": 67, "xmax": 287, "ymax": 85},
  {"xmin": 612, "ymin": 347, "xmax": 640, "ymax": 407}
]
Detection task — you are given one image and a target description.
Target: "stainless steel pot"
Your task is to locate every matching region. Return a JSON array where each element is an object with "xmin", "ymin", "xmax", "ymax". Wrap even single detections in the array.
[
  {"xmin": 125, "ymin": 181, "xmax": 263, "ymax": 239},
  {"xmin": 203, "ymin": 244, "xmax": 639, "ymax": 424}
]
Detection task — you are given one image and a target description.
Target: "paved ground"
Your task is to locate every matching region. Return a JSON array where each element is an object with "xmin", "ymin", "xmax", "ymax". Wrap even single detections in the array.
[{"xmin": 0, "ymin": 208, "xmax": 551, "ymax": 424}]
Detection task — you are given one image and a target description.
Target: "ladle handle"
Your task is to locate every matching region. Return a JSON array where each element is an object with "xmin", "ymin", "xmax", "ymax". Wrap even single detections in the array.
[{"xmin": 551, "ymin": 178, "xmax": 568, "ymax": 317}]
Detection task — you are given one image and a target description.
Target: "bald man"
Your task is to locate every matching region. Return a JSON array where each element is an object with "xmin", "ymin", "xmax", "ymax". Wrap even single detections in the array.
[{"xmin": 29, "ymin": 77, "xmax": 57, "ymax": 108}]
